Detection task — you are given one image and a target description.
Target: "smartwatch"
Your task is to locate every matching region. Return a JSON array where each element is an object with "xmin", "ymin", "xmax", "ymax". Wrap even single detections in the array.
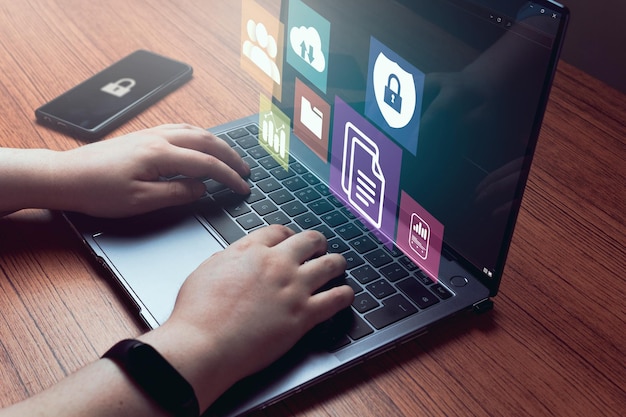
[{"xmin": 102, "ymin": 339, "xmax": 200, "ymax": 417}]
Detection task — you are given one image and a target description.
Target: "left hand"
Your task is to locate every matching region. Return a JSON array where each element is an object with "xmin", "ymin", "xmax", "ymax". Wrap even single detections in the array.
[{"xmin": 51, "ymin": 124, "xmax": 250, "ymax": 217}]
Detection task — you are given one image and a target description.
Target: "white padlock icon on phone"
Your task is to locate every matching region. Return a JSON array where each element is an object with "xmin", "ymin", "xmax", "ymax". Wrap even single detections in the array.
[{"xmin": 101, "ymin": 78, "xmax": 136, "ymax": 98}]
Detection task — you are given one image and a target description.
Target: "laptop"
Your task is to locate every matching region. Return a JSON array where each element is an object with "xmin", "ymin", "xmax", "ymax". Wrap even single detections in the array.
[{"xmin": 64, "ymin": 0, "xmax": 569, "ymax": 415}]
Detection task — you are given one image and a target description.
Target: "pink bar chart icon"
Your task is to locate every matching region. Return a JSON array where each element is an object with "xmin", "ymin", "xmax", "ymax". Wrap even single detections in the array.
[{"xmin": 409, "ymin": 213, "xmax": 430, "ymax": 260}]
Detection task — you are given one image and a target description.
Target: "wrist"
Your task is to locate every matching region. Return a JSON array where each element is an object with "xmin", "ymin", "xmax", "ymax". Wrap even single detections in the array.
[
  {"xmin": 102, "ymin": 339, "xmax": 200, "ymax": 417},
  {"xmin": 0, "ymin": 148, "xmax": 61, "ymax": 212},
  {"xmin": 137, "ymin": 322, "xmax": 239, "ymax": 413}
]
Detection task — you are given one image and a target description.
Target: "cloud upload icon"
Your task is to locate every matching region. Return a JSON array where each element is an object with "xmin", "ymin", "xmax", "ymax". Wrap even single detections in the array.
[{"xmin": 289, "ymin": 26, "xmax": 326, "ymax": 73}]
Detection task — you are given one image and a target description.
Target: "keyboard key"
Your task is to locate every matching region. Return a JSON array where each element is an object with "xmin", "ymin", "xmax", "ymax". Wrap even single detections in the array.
[
  {"xmin": 245, "ymin": 124, "xmax": 259, "ymax": 135},
  {"xmin": 212, "ymin": 189, "xmax": 244, "ymax": 206},
  {"xmin": 203, "ymin": 179, "xmax": 226, "ymax": 194},
  {"xmin": 399, "ymin": 256, "xmax": 418, "ymax": 271},
  {"xmin": 347, "ymin": 311, "xmax": 374, "ymax": 340},
  {"xmin": 244, "ymin": 188, "xmax": 265, "ymax": 204},
  {"xmin": 351, "ymin": 265, "xmax": 380, "ymax": 284},
  {"xmin": 284, "ymin": 177, "xmax": 307, "ymax": 191},
  {"xmin": 282, "ymin": 201, "xmax": 307, "ymax": 217},
  {"xmin": 248, "ymin": 146, "xmax": 269, "ymax": 160},
  {"xmin": 342, "ymin": 251, "xmax": 364, "ymax": 269},
  {"xmin": 415, "ymin": 269, "xmax": 435, "ymax": 286},
  {"xmin": 354, "ymin": 219, "xmax": 369, "ymax": 232},
  {"xmin": 312, "ymin": 225, "xmax": 335, "ymax": 240},
  {"xmin": 295, "ymin": 188, "xmax": 321, "ymax": 203},
  {"xmin": 302, "ymin": 172, "xmax": 320, "ymax": 185},
  {"xmin": 270, "ymin": 166, "xmax": 295, "ymax": 180},
  {"xmin": 336, "ymin": 223, "xmax": 362, "ymax": 240},
  {"xmin": 322, "ymin": 211, "xmax": 348, "ymax": 228},
  {"xmin": 251, "ymin": 200, "xmax": 278, "ymax": 216},
  {"xmin": 285, "ymin": 223, "xmax": 301, "ymax": 234},
  {"xmin": 249, "ymin": 167, "xmax": 270, "ymax": 182},
  {"xmin": 227, "ymin": 127, "xmax": 249, "ymax": 139},
  {"xmin": 340, "ymin": 207, "xmax": 356, "ymax": 220},
  {"xmin": 257, "ymin": 178, "xmax": 282, "ymax": 193},
  {"xmin": 289, "ymin": 161, "xmax": 309, "ymax": 175},
  {"xmin": 397, "ymin": 278, "xmax": 440, "ymax": 309},
  {"xmin": 268, "ymin": 189, "xmax": 294, "ymax": 205},
  {"xmin": 328, "ymin": 195, "xmax": 343, "ymax": 207},
  {"xmin": 352, "ymin": 293, "xmax": 379, "ymax": 313},
  {"xmin": 312, "ymin": 182, "xmax": 328, "ymax": 195},
  {"xmin": 217, "ymin": 133, "xmax": 235, "ymax": 147},
  {"xmin": 264, "ymin": 211, "xmax": 290, "ymax": 225},
  {"xmin": 259, "ymin": 156, "xmax": 280, "ymax": 170},
  {"xmin": 366, "ymin": 279, "xmax": 396, "ymax": 299},
  {"xmin": 327, "ymin": 238, "xmax": 349, "ymax": 253},
  {"xmin": 235, "ymin": 135, "xmax": 258, "ymax": 149},
  {"xmin": 364, "ymin": 294, "xmax": 418, "ymax": 330},
  {"xmin": 242, "ymin": 156, "xmax": 258, "ymax": 169},
  {"xmin": 232, "ymin": 147, "xmax": 246, "ymax": 157},
  {"xmin": 294, "ymin": 212, "xmax": 321, "ymax": 229},
  {"xmin": 364, "ymin": 249, "xmax": 393, "ymax": 268},
  {"xmin": 380, "ymin": 263, "xmax": 408, "ymax": 282},
  {"xmin": 431, "ymin": 284, "xmax": 453, "ymax": 300},
  {"xmin": 236, "ymin": 213, "xmax": 264, "ymax": 230},
  {"xmin": 224, "ymin": 202, "xmax": 251, "ymax": 218},
  {"xmin": 308, "ymin": 199, "xmax": 334, "ymax": 215},
  {"xmin": 384, "ymin": 245, "xmax": 404, "ymax": 257},
  {"xmin": 345, "ymin": 278, "xmax": 363, "ymax": 294},
  {"xmin": 349, "ymin": 236, "xmax": 378, "ymax": 254}
]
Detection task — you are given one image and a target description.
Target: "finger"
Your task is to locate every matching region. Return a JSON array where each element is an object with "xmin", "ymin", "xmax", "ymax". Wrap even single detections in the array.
[
  {"xmin": 156, "ymin": 146, "xmax": 250, "ymax": 194},
  {"xmin": 275, "ymin": 230, "xmax": 329, "ymax": 264},
  {"xmin": 131, "ymin": 178, "xmax": 206, "ymax": 213},
  {"xmin": 306, "ymin": 285, "xmax": 355, "ymax": 326},
  {"xmin": 160, "ymin": 126, "xmax": 250, "ymax": 178},
  {"xmin": 299, "ymin": 252, "xmax": 347, "ymax": 290},
  {"xmin": 231, "ymin": 224, "xmax": 295, "ymax": 249}
]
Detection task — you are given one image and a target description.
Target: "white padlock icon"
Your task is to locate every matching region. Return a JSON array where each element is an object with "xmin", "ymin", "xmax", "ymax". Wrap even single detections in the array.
[{"xmin": 101, "ymin": 78, "xmax": 136, "ymax": 98}]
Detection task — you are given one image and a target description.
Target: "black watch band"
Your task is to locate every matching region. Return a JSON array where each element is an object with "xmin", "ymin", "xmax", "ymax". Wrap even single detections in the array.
[{"xmin": 102, "ymin": 339, "xmax": 200, "ymax": 417}]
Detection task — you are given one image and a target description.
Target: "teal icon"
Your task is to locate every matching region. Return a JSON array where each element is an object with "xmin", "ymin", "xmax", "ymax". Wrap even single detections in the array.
[{"xmin": 287, "ymin": 0, "xmax": 330, "ymax": 93}]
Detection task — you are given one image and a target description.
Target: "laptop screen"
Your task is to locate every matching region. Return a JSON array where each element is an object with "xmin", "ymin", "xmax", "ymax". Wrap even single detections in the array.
[{"xmin": 241, "ymin": 0, "xmax": 567, "ymax": 293}]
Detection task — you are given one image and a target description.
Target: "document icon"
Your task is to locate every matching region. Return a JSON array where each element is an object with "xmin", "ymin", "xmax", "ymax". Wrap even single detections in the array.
[
  {"xmin": 341, "ymin": 122, "xmax": 386, "ymax": 229},
  {"xmin": 331, "ymin": 97, "xmax": 402, "ymax": 247},
  {"xmin": 300, "ymin": 95, "xmax": 323, "ymax": 139}
]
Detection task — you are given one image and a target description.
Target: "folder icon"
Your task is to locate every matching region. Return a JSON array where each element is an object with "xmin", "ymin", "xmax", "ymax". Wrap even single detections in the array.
[{"xmin": 300, "ymin": 96, "xmax": 324, "ymax": 139}]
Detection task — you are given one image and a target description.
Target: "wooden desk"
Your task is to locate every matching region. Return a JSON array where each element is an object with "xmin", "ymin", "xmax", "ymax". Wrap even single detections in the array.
[{"xmin": 0, "ymin": 1, "xmax": 624, "ymax": 415}]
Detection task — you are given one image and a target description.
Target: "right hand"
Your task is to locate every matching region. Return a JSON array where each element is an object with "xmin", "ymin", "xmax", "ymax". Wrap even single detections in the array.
[{"xmin": 141, "ymin": 225, "xmax": 354, "ymax": 411}]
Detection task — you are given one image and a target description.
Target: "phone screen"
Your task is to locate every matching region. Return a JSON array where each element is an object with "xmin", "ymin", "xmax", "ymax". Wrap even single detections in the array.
[{"xmin": 36, "ymin": 50, "xmax": 192, "ymax": 140}]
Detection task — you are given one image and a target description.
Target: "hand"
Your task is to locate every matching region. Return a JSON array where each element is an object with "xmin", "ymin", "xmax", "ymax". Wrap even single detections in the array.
[
  {"xmin": 141, "ymin": 225, "xmax": 354, "ymax": 411},
  {"xmin": 52, "ymin": 124, "xmax": 250, "ymax": 217}
]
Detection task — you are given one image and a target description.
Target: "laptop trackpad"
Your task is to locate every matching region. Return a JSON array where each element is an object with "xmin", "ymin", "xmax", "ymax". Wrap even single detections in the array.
[{"xmin": 93, "ymin": 214, "xmax": 224, "ymax": 327}]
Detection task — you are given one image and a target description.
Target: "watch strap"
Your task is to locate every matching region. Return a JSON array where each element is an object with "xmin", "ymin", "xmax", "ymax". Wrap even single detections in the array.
[{"xmin": 102, "ymin": 339, "xmax": 200, "ymax": 417}]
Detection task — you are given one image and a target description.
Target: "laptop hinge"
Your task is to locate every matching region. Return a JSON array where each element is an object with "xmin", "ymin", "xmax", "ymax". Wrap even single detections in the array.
[{"xmin": 473, "ymin": 298, "xmax": 494, "ymax": 314}]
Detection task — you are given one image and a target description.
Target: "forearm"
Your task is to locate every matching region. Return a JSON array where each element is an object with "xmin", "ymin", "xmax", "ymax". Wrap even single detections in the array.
[
  {"xmin": 0, "ymin": 148, "xmax": 66, "ymax": 215},
  {"xmin": 0, "ymin": 325, "xmax": 234, "ymax": 417},
  {"xmin": 0, "ymin": 357, "xmax": 169, "ymax": 417}
]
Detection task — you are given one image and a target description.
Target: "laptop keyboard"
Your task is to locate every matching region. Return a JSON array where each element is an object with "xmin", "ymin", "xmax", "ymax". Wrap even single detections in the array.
[{"xmin": 198, "ymin": 124, "xmax": 454, "ymax": 350}]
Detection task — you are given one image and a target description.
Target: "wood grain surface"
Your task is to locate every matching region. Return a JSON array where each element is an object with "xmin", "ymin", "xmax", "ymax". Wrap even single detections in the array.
[{"xmin": 0, "ymin": 1, "xmax": 624, "ymax": 416}]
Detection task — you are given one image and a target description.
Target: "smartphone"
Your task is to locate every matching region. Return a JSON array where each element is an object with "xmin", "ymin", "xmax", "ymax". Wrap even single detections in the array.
[{"xmin": 35, "ymin": 50, "xmax": 193, "ymax": 141}]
